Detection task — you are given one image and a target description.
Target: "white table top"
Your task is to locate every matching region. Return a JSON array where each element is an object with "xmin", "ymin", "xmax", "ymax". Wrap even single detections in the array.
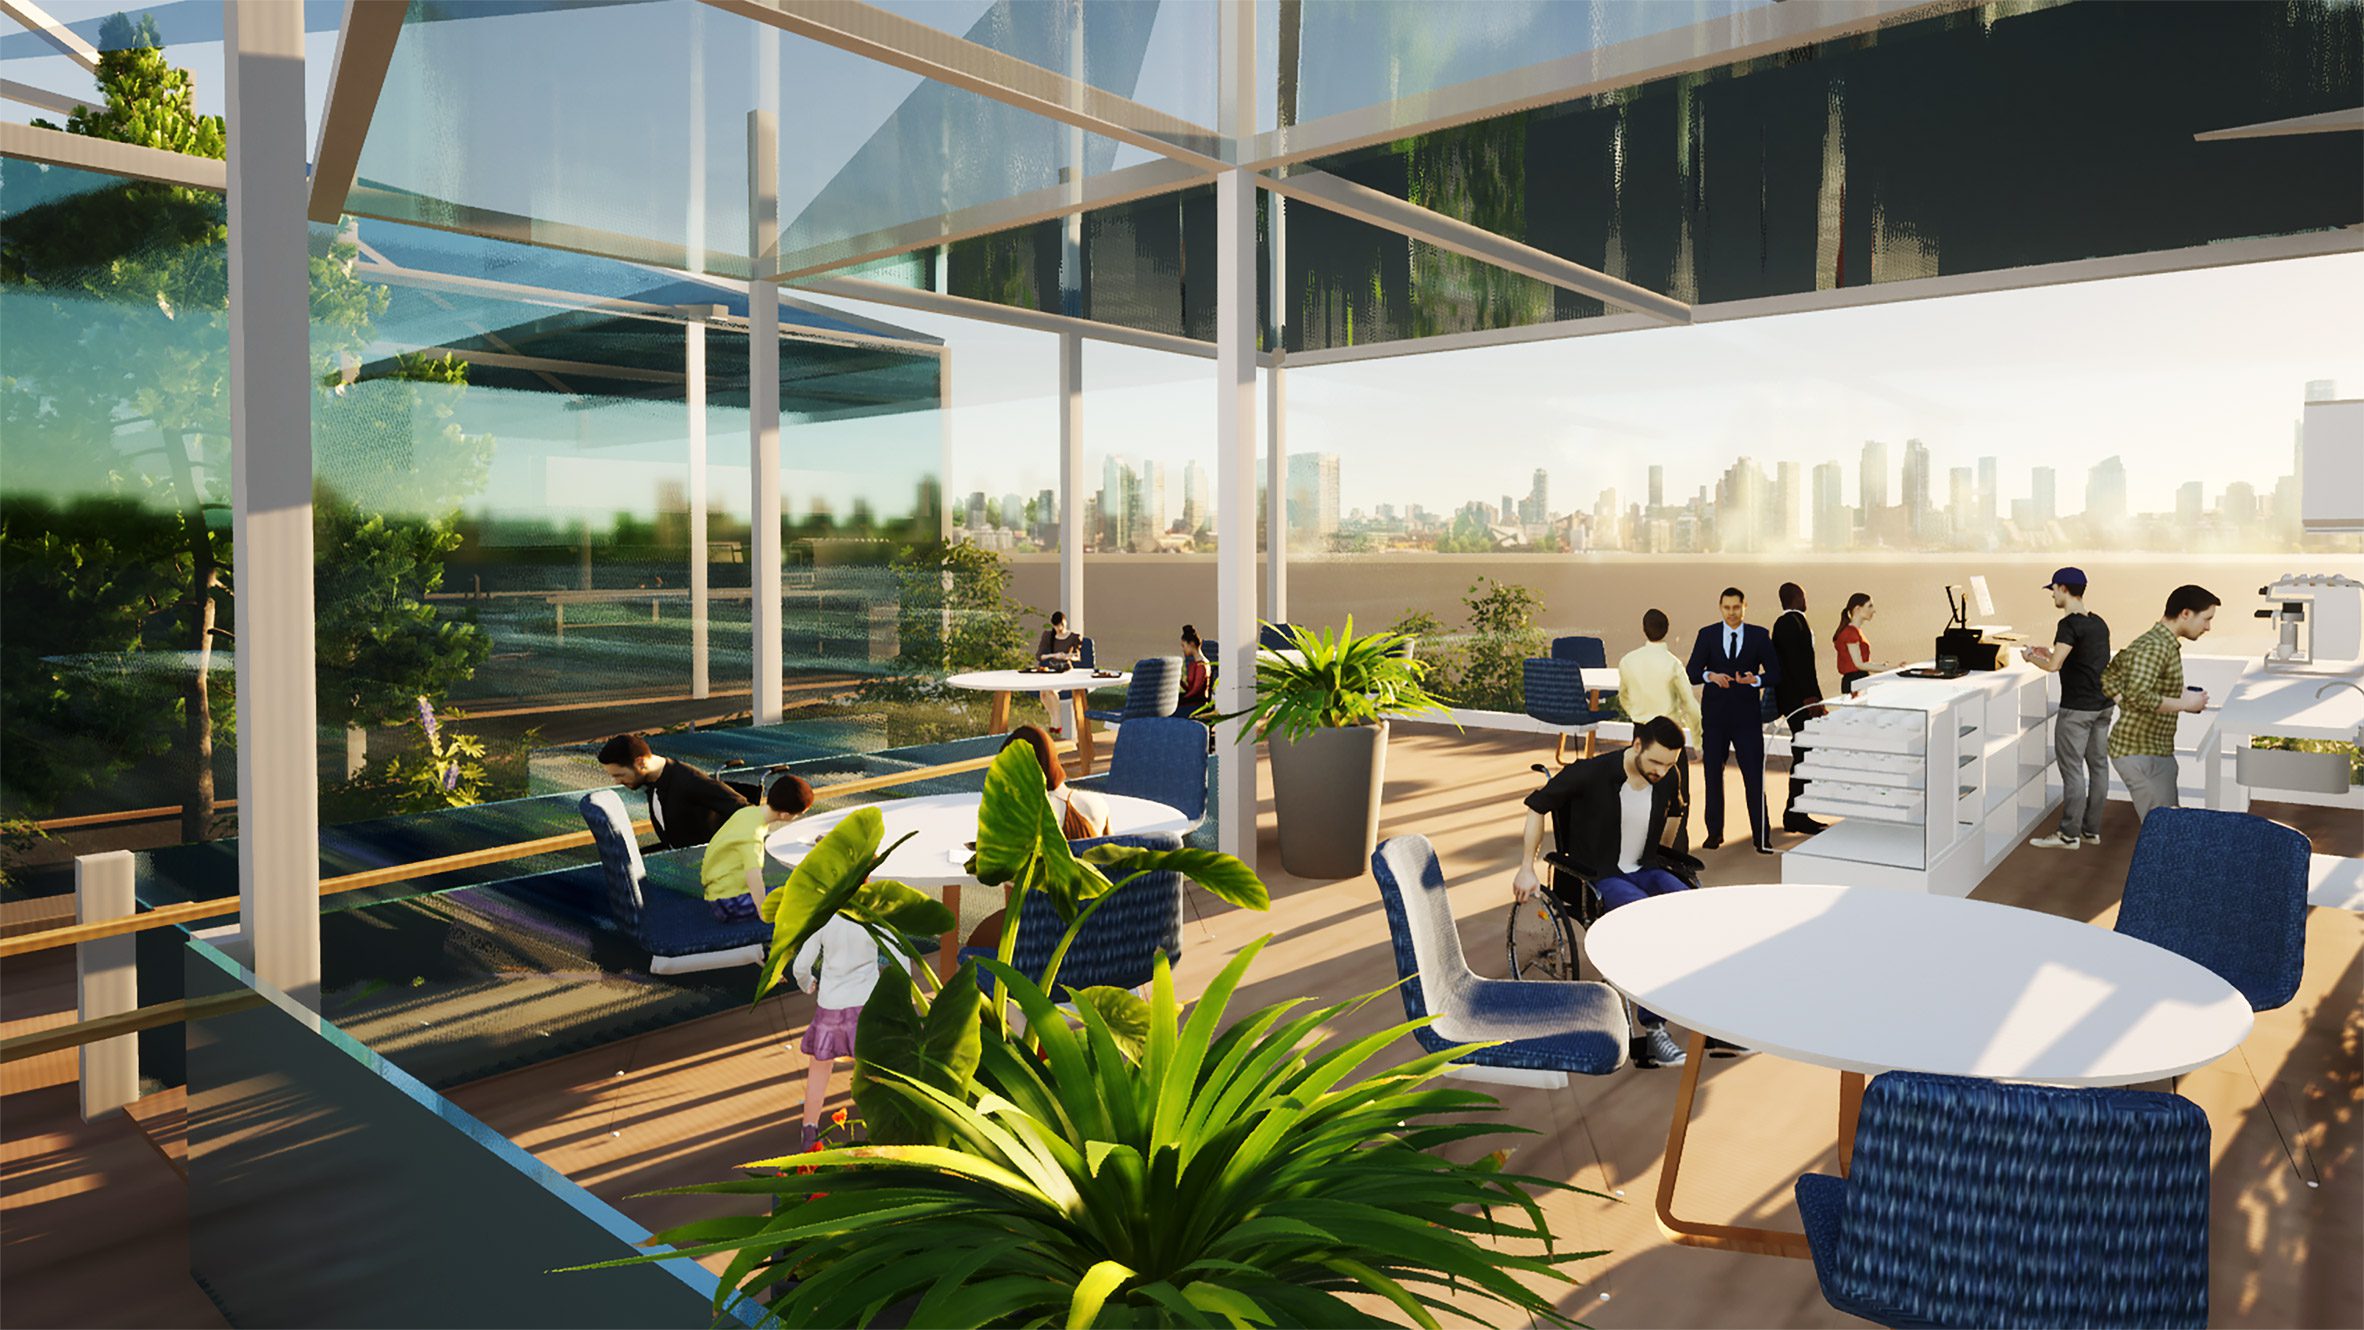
[
  {"xmin": 2310, "ymin": 853, "xmax": 2364, "ymax": 911},
  {"xmin": 946, "ymin": 668, "xmax": 1129, "ymax": 693},
  {"xmin": 1583, "ymin": 884, "xmax": 2253, "ymax": 1086},
  {"xmin": 1580, "ymin": 667, "xmax": 1620, "ymax": 691},
  {"xmin": 764, "ymin": 790, "xmax": 1192, "ymax": 887}
]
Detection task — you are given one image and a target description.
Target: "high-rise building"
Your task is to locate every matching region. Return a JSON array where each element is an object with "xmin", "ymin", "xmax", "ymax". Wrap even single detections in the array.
[
  {"xmin": 1901, "ymin": 439, "xmax": 1933, "ymax": 539},
  {"xmin": 1592, "ymin": 487, "xmax": 1621, "ymax": 550},
  {"xmin": 1100, "ymin": 454, "xmax": 1135, "ymax": 550},
  {"xmin": 1715, "ymin": 457, "xmax": 1766, "ymax": 552},
  {"xmin": 1180, "ymin": 461, "xmax": 1209, "ymax": 533},
  {"xmin": 1137, "ymin": 459, "xmax": 1167, "ymax": 541},
  {"xmin": 1775, "ymin": 461, "xmax": 1803, "ymax": 547},
  {"xmin": 2085, "ymin": 455, "xmax": 2128, "ymax": 530},
  {"xmin": 1975, "ymin": 456, "xmax": 1998, "ymax": 534},
  {"xmin": 2176, "ymin": 481, "xmax": 2203, "ymax": 525},
  {"xmin": 1947, "ymin": 467, "xmax": 1975, "ymax": 543},
  {"xmin": 965, "ymin": 490, "xmax": 989, "ymax": 531},
  {"xmin": 2029, "ymin": 466, "xmax": 2057, "ymax": 523},
  {"xmin": 1523, "ymin": 468, "xmax": 1550, "ymax": 525},
  {"xmin": 1036, "ymin": 488, "xmax": 1058, "ymax": 544},
  {"xmin": 1001, "ymin": 492, "xmax": 1024, "ymax": 532},
  {"xmin": 1860, "ymin": 440, "xmax": 1890, "ymax": 519},
  {"xmin": 2221, "ymin": 481, "xmax": 2258, "ymax": 525},
  {"xmin": 1647, "ymin": 465, "xmax": 1665, "ymax": 510},
  {"xmin": 1288, "ymin": 453, "xmax": 1342, "ymax": 543},
  {"xmin": 1812, "ymin": 461, "xmax": 1847, "ymax": 551}
]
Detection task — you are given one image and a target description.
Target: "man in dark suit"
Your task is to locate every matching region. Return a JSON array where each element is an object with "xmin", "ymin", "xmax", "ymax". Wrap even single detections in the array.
[
  {"xmin": 597, "ymin": 732, "xmax": 747, "ymax": 850},
  {"xmin": 1686, "ymin": 587, "xmax": 1779, "ymax": 854},
  {"xmin": 1771, "ymin": 582, "xmax": 1828, "ymax": 835}
]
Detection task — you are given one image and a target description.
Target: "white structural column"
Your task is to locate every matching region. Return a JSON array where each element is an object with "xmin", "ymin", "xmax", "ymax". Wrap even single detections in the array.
[
  {"xmin": 1264, "ymin": 191, "xmax": 1287, "ymax": 622},
  {"xmin": 748, "ymin": 108, "xmax": 784, "ymax": 725},
  {"xmin": 223, "ymin": 0, "xmax": 321, "ymax": 1004},
  {"xmin": 685, "ymin": 313, "xmax": 710, "ymax": 699},
  {"xmin": 1214, "ymin": 169, "xmax": 1258, "ymax": 864},
  {"xmin": 1058, "ymin": 331, "xmax": 1084, "ymax": 622}
]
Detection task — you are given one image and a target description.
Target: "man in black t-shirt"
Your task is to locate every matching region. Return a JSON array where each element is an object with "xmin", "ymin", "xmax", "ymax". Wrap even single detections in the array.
[{"xmin": 2021, "ymin": 568, "xmax": 2113, "ymax": 849}]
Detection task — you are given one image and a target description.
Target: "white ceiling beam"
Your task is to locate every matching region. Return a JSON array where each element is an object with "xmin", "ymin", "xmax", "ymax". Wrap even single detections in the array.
[
  {"xmin": 0, "ymin": 0, "xmax": 99, "ymax": 71},
  {"xmin": 2194, "ymin": 107, "xmax": 2364, "ymax": 142},
  {"xmin": 795, "ymin": 273, "xmax": 1278, "ymax": 365},
  {"xmin": 0, "ymin": 118, "xmax": 225, "ymax": 190},
  {"xmin": 1245, "ymin": 0, "xmax": 1965, "ymax": 173},
  {"xmin": 307, "ymin": 0, "xmax": 409, "ymax": 223},
  {"xmin": 769, "ymin": 156, "xmax": 1212, "ymax": 282},
  {"xmin": 1283, "ymin": 225, "xmax": 2364, "ymax": 368},
  {"xmin": 0, "ymin": 76, "xmax": 89, "ymax": 116},
  {"xmin": 1259, "ymin": 168, "xmax": 1691, "ymax": 323},
  {"xmin": 697, "ymin": 0, "xmax": 1227, "ymax": 171}
]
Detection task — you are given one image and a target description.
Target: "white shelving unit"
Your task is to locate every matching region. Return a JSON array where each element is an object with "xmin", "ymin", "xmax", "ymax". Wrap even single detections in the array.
[{"xmin": 1783, "ymin": 663, "xmax": 2060, "ymax": 896}]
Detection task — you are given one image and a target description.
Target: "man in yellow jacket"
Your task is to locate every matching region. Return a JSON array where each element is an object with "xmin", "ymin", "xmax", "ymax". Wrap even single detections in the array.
[{"xmin": 1616, "ymin": 608, "xmax": 1703, "ymax": 744}]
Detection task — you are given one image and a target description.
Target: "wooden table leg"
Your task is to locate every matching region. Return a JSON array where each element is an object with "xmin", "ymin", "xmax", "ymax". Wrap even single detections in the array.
[
  {"xmin": 1652, "ymin": 1031, "xmax": 1814, "ymax": 1259},
  {"xmin": 987, "ymin": 690, "xmax": 1012, "ymax": 733},
  {"xmin": 936, "ymin": 881, "xmax": 962, "ymax": 985},
  {"xmin": 1072, "ymin": 692, "xmax": 1097, "ymax": 774},
  {"xmin": 1837, "ymin": 1070, "xmax": 1865, "ymax": 1177}
]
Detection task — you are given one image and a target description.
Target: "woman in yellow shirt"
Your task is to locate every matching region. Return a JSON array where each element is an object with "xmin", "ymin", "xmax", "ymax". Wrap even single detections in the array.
[{"xmin": 701, "ymin": 774, "xmax": 815, "ymax": 921}]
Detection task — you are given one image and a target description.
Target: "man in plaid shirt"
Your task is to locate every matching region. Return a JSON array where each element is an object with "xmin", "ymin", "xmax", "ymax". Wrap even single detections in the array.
[{"xmin": 2101, "ymin": 584, "xmax": 2220, "ymax": 823}]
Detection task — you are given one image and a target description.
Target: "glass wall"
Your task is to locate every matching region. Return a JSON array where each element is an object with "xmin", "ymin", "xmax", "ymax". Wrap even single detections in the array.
[{"xmin": 185, "ymin": 938, "xmax": 743, "ymax": 1328}]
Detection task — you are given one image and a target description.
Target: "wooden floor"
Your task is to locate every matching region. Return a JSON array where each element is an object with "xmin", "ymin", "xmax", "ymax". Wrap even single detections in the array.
[
  {"xmin": 3, "ymin": 725, "xmax": 2358, "ymax": 1327},
  {"xmin": 441, "ymin": 725, "xmax": 2364, "ymax": 1328}
]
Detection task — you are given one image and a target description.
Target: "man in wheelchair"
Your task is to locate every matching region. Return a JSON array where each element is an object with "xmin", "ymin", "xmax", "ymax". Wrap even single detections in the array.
[{"xmin": 1511, "ymin": 715, "xmax": 1706, "ymax": 1069}]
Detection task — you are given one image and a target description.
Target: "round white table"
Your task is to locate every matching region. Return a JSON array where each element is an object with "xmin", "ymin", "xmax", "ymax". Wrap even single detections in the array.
[
  {"xmin": 1582, "ymin": 883, "xmax": 2252, "ymax": 1258},
  {"xmin": 766, "ymin": 791, "xmax": 1192, "ymax": 980},
  {"xmin": 946, "ymin": 668, "xmax": 1130, "ymax": 772}
]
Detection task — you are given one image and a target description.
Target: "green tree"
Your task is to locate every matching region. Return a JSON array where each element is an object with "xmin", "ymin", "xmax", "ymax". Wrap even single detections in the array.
[
  {"xmin": 1456, "ymin": 577, "xmax": 1546, "ymax": 712},
  {"xmin": 1, "ymin": 16, "xmax": 488, "ymax": 833},
  {"xmin": 890, "ymin": 539, "xmax": 1030, "ymax": 673}
]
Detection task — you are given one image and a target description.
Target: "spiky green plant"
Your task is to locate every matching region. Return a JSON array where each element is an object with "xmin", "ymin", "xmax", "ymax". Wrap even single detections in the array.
[
  {"xmin": 1216, "ymin": 617, "xmax": 1454, "ymax": 741},
  {"xmin": 571, "ymin": 744, "xmax": 1597, "ymax": 1327}
]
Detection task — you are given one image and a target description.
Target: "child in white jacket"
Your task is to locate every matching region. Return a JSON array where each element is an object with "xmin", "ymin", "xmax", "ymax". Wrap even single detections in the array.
[{"xmin": 790, "ymin": 912, "xmax": 881, "ymax": 1148}]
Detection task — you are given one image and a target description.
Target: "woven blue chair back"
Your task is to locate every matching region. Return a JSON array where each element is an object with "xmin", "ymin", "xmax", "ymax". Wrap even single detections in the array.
[
  {"xmin": 1370, "ymin": 835, "xmax": 1477, "ymax": 1027},
  {"xmin": 1549, "ymin": 635, "xmax": 1607, "ymax": 667},
  {"xmin": 578, "ymin": 790, "xmax": 647, "ymax": 928},
  {"xmin": 1523, "ymin": 658, "xmax": 1594, "ymax": 725},
  {"xmin": 1076, "ymin": 636, "xmax": 1096, "ymax": 669},
  {"xmin": 1257, "ymin": 622, "xmax": 1297, "ymax": 651},
  {"xmin": 1831, "ymin": 1071, "xmax": 2210, "ymax": 1329},
  {"xmin": 1005, "ymin": 832, "xmax": 1185, "ymax": 992},
  {"xmin": 1104, "ymin": 718, "xmax": 1209, "ymax": 821},
  {"xmin": 2117, "ymin": 807, "xmax": 2309, "ymax": 1011},
  {"xmin": 1122, "ymin": 657, "xmax": 1183, "ymax": 718}
]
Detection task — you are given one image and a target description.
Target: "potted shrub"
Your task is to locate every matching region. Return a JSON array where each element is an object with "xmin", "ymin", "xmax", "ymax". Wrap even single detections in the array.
[
  {"xmin": 1228, "ymin": 618, "xmax": 1451, "ymax": 878},
  {"xmin": 578, "ymin": 743, "xmax": 1597, "ymax": 1327}
]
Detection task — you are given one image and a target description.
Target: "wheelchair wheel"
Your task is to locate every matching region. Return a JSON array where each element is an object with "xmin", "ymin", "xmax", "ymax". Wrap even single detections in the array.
[{"xmin": 1506, "ymin": 896, "xmax": 1580, "ymax": 982}]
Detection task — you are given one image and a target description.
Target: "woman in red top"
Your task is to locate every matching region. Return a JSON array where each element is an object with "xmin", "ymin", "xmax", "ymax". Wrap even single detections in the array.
[
  {"xmin": 1177, "ymin": 624, "xmax": 1212, "ymax": 715},
  {"xmin": 1832, "ymin": 593, "xmax": 1879, "ymax": 694}
]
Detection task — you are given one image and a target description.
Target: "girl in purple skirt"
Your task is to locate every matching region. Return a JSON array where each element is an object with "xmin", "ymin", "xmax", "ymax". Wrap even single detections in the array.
[{"xmin": 790, "ymin": 911, "xmax": 881, "ymax": 1148}]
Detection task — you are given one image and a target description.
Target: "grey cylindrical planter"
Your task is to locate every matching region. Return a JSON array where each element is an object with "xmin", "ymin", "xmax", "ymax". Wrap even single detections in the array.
[{"xmin": 1268, "ymin": 722, "xmax": 1388, "ymax": 879}]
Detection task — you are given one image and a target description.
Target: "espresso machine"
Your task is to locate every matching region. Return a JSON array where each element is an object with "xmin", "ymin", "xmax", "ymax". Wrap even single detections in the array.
[{"xmin": 2253, "ymin": 573, "xmax": 2364, "ymax": 671}]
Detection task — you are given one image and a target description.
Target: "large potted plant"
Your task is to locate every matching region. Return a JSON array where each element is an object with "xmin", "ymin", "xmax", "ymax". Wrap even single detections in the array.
[
  {"xmin": 578, "ymin": 743, "xmax": 1596, "ymax": 1327},
  {"xmin": 1229, "ymin": 618, "xmax": 1451, "ymax": 878}
]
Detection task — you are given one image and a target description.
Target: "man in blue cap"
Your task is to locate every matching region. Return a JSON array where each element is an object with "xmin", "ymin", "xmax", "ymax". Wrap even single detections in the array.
[{"xmin": 2020, "ymin": 568, "xmax": 2112, "ymax": 849}]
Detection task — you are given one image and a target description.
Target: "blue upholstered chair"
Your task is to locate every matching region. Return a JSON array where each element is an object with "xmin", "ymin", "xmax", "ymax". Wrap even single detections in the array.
[
  {"xmin": 1524, "ymin": 635, "xmax": 1615, "ymax": 764},
  {"xmin": 1094, "ymin": 717, "xmax": 1209, "ymax": 829},
  {"xmin": 2116, "ymin": 807, "xmax": 2309, "ymax": 1012},
  {"xmin": 1257, "ymin": 622, "xmax": 1298, "ymax": 651},
  {"xmin": 1076, "ymin": 635, "xmax": 1096, "ymax": 669},
  {"xmin": 578, "ymin": 790, "xmax": 769, "ymax": 975},
  {"xmin": 962, "ymin": 832, "xmax": 1184, "ymax": 997},
  {"xmin": 1795, "ymin": 1071, "xmax": 2210, "ymax": 1329},
  {"xmin": 1085, "ymin": 657, "xmax": 1183, "ymax": 730},
  {"xmin": 1370, "ymin": 835, "xmax": 1628, "ymax": 1085}
]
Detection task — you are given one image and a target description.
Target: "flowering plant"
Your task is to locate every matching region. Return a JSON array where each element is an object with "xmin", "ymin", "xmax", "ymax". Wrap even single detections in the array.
[{"xmin": 381, "ymin": 695, "xmax": 487, "ymax": 810}]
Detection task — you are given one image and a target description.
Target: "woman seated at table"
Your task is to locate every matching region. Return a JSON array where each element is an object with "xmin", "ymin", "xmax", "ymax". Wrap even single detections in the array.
[
  {"xmin": 1177, "ymin": 623, "xmax": 1212, "ymax": 716},
  {"xmin": 1004, "ymin": 723, "xmax": 1109, "ymax": 838},
  {"xmin": 700, "ymin": 774, "xmax": 815, "ymax": 922},
  {"xmin": 1035, "ymin": 611, "xmax": 1085, "ymax": 736}
]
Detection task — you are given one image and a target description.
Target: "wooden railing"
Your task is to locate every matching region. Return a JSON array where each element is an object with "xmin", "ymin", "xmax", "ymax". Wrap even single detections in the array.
[{"xmin": 0, "ymin": 737, "xmax": 1078, "ymax": 1050}]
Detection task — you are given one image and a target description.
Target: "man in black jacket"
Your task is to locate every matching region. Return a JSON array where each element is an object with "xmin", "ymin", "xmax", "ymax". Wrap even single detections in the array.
[
  {"xmin": 598, "ymin": 732, "xmax": 747, "ymax": 850},
  {"xmin": 1771, "ymin": 582, "xmax": 1828, "ymax": 835},
  {"xmin": 1511, "ymin": 716, "xmax": 1704, "ymax": 1068}
]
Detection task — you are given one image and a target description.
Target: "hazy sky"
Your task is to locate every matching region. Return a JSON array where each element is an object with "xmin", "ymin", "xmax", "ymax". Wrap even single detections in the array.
[{"xmin": 844, "ymin": 250, "xmax": 2364, "ymax": 522}]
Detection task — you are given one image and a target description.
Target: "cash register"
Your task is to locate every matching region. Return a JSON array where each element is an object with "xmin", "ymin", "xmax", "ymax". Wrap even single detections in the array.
[{"xmin": 1927, "ymin": 577, "xmax": 2004, "ymax": 674}]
